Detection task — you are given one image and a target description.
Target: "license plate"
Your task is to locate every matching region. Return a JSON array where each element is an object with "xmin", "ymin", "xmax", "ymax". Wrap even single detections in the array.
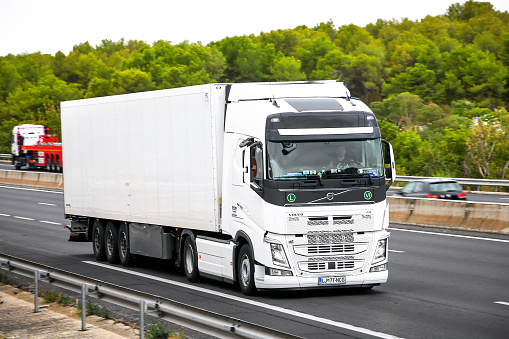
[{"xmin": 319, "ymin": 276, "xmax": 346, "ymax": 285}]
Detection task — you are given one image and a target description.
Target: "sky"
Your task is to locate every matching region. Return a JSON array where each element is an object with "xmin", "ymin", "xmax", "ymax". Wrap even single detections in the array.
[{"xmin": 1, "ymin": 0, "xmax": 509, "ymax": 57}]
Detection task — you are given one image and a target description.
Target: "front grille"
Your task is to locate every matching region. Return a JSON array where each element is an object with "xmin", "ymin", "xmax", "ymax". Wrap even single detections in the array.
[
  {"xmin": 299, "ymin": 260, "xmax": 360, "ymax": 272},
  {"xmin": 293, "ymin": 242, "xmax": 368, "ymax": 256},
  {"xmin": 308, "ymin": 231, "xmax": 354, "ymax": 244},
  {"xmin": 307, "ymin": 244, "xmax": 355, "ymax": 254},
  {"xmin": 307, "ymin": 262, "xmax": 326, "ymax": 271}
]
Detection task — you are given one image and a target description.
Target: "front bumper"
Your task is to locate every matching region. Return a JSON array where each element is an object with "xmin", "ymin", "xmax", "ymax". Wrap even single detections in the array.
[{"xmin": 255, "ymin": 267, "xmax": 388, "ymax": 290}]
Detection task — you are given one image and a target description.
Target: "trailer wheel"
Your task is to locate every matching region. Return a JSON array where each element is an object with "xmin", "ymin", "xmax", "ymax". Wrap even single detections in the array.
[
  {"xmin": 183, "ymin": 237, "xmax": 200, "ymax": 282},
  {"xmin": 238, "ymin": 244, "xmax": 256, "ymax": 295},
  {"xmin": 92, "ymin": 220, "xmax": 106, "ymax": 261},
  {"xmin": 105, "ymin": 221, "xmax": 119, "ymax": 264},
  {"xmin": 118, "ymin": 223, "xmax": 133, "ymax": 267}
]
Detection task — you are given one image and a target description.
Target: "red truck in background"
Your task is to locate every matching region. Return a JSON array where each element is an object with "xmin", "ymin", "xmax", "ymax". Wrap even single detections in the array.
[{"xmin": 10, "ymin": 124, "xmax": 62, "ymax": 172}]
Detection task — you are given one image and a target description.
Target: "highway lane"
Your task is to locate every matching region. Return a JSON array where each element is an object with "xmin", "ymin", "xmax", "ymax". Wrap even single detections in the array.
[{"xmin": 0, "ymin": 186, "xmax": 509, "ymax": 338}]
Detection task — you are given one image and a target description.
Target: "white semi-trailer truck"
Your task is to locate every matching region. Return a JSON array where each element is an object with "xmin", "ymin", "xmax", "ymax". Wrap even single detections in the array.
[{"xmin": 61, "ymin": 81, "xmax": 395, "ymax": 295}]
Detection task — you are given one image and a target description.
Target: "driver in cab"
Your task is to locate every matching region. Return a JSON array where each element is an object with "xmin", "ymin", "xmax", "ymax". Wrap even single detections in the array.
[{"xmin": 330, "ymin": 144, "xmax": 362, "ymax": 171}]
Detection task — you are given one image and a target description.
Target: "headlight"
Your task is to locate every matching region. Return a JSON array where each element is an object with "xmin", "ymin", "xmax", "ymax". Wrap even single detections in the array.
[
  {"xmin": 372, "ymin": 238, "xmax": 387, "ymax": 264},
  {"xmin": 270, "ymin": 243, "xmax": 290, "ymax": 268}
]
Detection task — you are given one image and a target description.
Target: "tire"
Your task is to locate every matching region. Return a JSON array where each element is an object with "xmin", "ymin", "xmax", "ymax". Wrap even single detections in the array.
[
  {"xmin": 46, "ymin": 159, "xmax": 51, "ymax": 171},
  {"xmin": 238, "ymin": 244, "xmax": 256, "ymax": 295},
  {"xmin": 105, "ymin": 221, "xmax": 119, "ymax": 264},
  {"xmin": 118, "ymin": 223, "xmax": 133, "ymax": 267},
  {"xmin": 92, "ymin": 220, "xmax": 106, "ymax": 261},
  {"xmin": 183, "ymin": 236, "xmax": 200, "ymax": 282}
]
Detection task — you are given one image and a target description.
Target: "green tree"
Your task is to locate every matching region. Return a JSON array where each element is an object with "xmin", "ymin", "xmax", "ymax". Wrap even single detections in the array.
[
  {"xmin": 269, "ymin": 55, "xmax": 306, "ymax": 81},
  {"xmin": 466, "ymin": 108, "xmax": 509, "ymax": 178},
  {"xmin": 214, "ymin": 36, "xmax": 263, "ymax": 81},
  {"xmin": 111, "ymin": 69, "xmax": 154, "ymax": 94}
]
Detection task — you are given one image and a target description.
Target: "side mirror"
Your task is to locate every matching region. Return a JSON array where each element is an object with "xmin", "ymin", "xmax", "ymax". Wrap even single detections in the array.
[
  {"xmin": 385, "ymin": 166, "xmax": 392, "ymax": 179},
  {"xmin": 381, "ymin": 139, "xmax": 396, "ymax": 191}
]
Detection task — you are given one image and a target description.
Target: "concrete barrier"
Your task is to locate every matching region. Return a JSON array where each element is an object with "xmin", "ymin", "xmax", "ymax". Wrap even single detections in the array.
[
  {"xmin": 0, "ymin": 170, "xmax": 63, "ymax": 189},
  {"xmin": 389, "ymin": 197, "xmax": 509, "ymax": 234}
]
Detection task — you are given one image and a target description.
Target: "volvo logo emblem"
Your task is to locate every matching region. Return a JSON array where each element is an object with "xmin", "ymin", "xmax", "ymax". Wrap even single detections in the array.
[{"xmin": 326, "ymin": 192, "xmax": 334, "ymax": 201}]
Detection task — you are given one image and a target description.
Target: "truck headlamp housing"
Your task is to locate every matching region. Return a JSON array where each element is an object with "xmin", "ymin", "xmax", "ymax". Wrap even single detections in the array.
[
  {"xmin": 265, "ymin": 267, "xmax": 293, "ymax": 276},
  {"xmin": 269, "ymin": 243, "xmax": 290, "ymax": 268},
  {"xmin": 372, "ymin": 238, "xmax": 388, "ymax": 264}
]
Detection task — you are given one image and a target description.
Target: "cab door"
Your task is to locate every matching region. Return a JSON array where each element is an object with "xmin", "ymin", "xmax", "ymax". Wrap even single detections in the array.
[{"xmin": 230, "ymin": 137, "xmax": 265, "ymax": 230}]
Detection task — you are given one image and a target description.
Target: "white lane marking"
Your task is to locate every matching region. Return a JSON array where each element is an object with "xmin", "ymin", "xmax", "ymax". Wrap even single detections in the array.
[
  {"xmin": 13, "ymin": 216, "xmax": 35, "ymax": 221},
  {"xmin": 0, "ymin": 213, "xmax": 11, "ymax": 217},
  {"xmin": 389, "ymin": 250, "xmax": 405, "ymax": 253},
  {"xmin": 0, "ymin": 185, "xmax": 63, "ymax": 194},
  {"xmin": 495, "ymin": 301, "xmax": 509, "ymax": 306},
  {"xmin": 84, "ymin": 261, "xmax": 401, "ymax": 339},
  {"xmin": 38, "ymin": 202, "xmax": 57, "ymax": 206},
  {"xmin": 40, "ymin": 220, "xmax": 62, "ymax": 225},
  {"xmin": 388, "ymin": 227, "xmax": 509, "ymax": 243}
]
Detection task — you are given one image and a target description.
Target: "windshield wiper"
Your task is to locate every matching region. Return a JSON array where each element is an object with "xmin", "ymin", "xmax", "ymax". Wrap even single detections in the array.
[
  {"xmin": 306, "ymin": 174, "xmax": 324, "ymax": 186},
  {"xmin": 276, "ymin": 173, "xmax": 324, "ymax": 186}
]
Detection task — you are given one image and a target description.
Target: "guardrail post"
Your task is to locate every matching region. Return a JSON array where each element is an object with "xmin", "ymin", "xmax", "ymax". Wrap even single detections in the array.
[
  {"xmin": 139, "ymin": 299, "xmax": 147, "ymax": 339},
  {"xmin": 81, "ymin": 284, "xmax": 87, "ymax": 331},
  {"xmin": 34, "ymin": 270, "xmax": 40, "ymax": 313}
]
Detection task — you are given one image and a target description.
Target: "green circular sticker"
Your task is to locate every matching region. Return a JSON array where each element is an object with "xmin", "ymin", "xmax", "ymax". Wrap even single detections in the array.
[
  {"xmin": 364, "ymin": 191, "xmax": 372, "ymax": 200},
  {"xmin": 287, "ymin": 193, "xmax": 296, "ymax": 202}
]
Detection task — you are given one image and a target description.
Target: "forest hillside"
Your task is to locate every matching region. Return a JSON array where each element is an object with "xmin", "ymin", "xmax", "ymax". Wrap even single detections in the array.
[{"xmin": 1, "ymin": 0, "xmax": 508, "ymax": 178}]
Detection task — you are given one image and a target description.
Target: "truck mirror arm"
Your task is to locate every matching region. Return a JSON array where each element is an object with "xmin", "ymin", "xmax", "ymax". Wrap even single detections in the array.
[{"xmin": 239, "ymin": 137, "xmax": 255, "ymax": 148}]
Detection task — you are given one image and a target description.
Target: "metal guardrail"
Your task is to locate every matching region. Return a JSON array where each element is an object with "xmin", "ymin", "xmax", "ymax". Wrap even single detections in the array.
[
  {"xmin": 395, "ymin": 176, "xmax": 509, "ymax": 192},
  {"xmin": 0, "ymin": 254, "xmax": 301, "ymax": 339},
  {"xmin": 0, "ymin": 154, "xmax": 12, "ymax": 159}
]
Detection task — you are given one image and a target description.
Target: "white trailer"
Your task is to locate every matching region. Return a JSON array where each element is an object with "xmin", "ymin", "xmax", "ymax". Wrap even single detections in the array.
[{"xmin": 61, "ymin": 81, "xmax": 395, "ymax": 294}]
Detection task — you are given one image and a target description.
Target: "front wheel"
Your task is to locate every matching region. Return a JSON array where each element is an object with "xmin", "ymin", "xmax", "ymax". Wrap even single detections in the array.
[
  {"xmin": 238, "ymin": 244, "xmax": 256, "ymax": 295},
  {"xmin": 183, "ymin": 237, "xmax": 200, "ymax": 282},
  {"xmin": 92, "ymin": 220, "xmax": 106, "ymax": 261}
]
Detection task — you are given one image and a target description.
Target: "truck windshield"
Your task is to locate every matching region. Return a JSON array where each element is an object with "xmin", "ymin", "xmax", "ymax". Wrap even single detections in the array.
[{"xmin": 267, "ymin": 139, "xmax": 384, "ymax": 180}]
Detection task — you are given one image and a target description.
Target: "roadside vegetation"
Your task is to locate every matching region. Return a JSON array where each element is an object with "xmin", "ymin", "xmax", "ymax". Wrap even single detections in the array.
[{"xmin": 1, "ymin": 0, "xmax": 508, "ymax": 179}]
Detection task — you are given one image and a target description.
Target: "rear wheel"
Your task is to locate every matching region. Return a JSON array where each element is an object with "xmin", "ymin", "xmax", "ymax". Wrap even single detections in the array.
[
  {"xmin": 105, "ymin": 221, "xmax": 119, "ymax": 264},
  {"xmin": 92, "ymin": 220, "xmax": 106, "ymax": 261},
  {"xmin": 118, "ymin": 223, "xmax": 133, "ymax": 267},
  {"xmin": 55, "ymin": 157, "xmax": 61, "ymax": 172},
  {"xmin": 238, "ymin": 244, "xmax": 256, "ymax": 295},
  {"xmin": 183, "ymin": 237, "xmax": 200, "ymax": 282}
]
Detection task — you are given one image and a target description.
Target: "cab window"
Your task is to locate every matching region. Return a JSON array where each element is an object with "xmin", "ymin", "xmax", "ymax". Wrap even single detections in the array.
[{"xmin": 250, "ymin": 143, "xmax": 264, "ymax": 188}]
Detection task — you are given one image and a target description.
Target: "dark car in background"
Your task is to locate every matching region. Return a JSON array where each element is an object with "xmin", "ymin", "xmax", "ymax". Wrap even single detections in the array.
[{"xmin": 396, "ymin": 179, "xmax": 467, "ymax": 200}]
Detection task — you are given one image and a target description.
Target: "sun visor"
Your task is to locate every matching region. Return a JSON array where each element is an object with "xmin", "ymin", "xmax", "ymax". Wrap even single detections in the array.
[{"xmin": 227, "ymin": 81, "xmax": 350, "ymax": 102}]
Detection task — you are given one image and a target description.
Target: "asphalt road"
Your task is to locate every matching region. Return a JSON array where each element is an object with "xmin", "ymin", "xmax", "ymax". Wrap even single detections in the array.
[{"xmin": 0, "ymin": 185, "xmax": 508, "ymax": 338}]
